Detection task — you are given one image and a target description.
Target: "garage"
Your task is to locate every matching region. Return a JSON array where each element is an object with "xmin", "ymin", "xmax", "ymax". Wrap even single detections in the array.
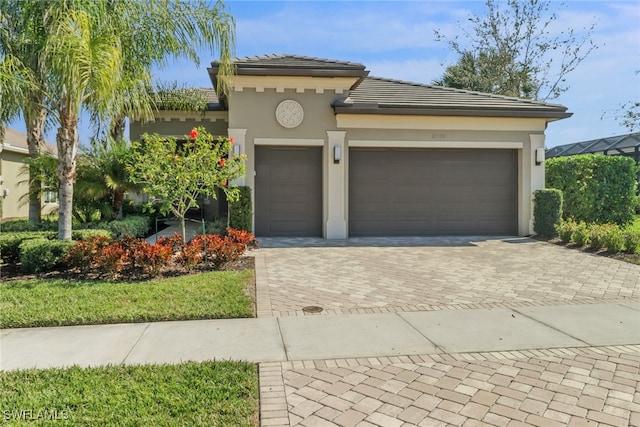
[
  {"xmin": 349, "ymin": 148, "xmax": 517, "ymax": 236},
  {"xmin": 255, "ymin": 146, "xmax": 322, "ymax": 237}
]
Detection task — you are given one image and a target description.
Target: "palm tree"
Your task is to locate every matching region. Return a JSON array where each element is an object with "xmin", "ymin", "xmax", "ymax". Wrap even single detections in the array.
[
  {"xmin": 43, "ymin": 2, "xmax": 122, "ymax": 239},
  {"xmin": 0, "ymin": 0, "xmax": 50, "ymax": 223}
]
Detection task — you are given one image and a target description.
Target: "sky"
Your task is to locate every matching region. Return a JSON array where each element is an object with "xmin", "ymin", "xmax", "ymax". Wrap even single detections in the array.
[{"xmin": 8, "ymin": 0, "xmax": 640, "ymax": 148}]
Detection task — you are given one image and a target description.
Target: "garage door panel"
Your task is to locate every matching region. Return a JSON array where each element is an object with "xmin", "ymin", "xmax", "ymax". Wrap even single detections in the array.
[
  {"xmin": 256, "ymin": 146, "xmax": 322, "ymax": 237},
  {"xmin": 349, "ymin": 148, "xmax": 516, "ymax": 236}
]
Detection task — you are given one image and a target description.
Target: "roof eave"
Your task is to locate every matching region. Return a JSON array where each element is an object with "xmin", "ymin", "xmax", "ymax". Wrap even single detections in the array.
[{"xmin": 333, "ymin": 105, "xmax": 572, "ymax": 120}]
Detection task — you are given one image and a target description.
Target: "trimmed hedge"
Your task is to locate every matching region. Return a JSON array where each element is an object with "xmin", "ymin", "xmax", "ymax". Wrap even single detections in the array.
[
  {"xmin": 533, "ymin": 189, "xmax": 563, "ymax": 238},
  {"xmin": 1, "ymin": 230, "xmax": 111, "ymax": 262},
  {"xmin": 19, "ymin": 239, "xmax": 75, "ymax": 273},
  {"xmin": 546, "ymin": 155, "xmax": 638, "ymax": 226},
  {"xmin": 229, "ymin": 186, "xmax": 253, "ymax": 232}
]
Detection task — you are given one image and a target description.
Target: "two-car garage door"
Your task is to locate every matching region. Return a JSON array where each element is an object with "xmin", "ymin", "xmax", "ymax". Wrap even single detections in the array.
[
  {"xmin": 255, "ymin": 146, "xmax": 517, "ymax": 237},
  {"xmin": 349, "ymin": 148, "xmax": 517, "ymax": 236}
]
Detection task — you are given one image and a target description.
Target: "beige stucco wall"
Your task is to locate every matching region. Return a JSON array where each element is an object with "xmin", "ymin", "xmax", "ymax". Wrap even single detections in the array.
[
  {"xmin": 130, "ymin": 112, "xmax": 229, "ymax": 142},
  {"xmin": 0, "ymin": 150, "xmax": 58, "ymax": 220},
  {"xmin": 226, "ymin": 76, "xmax": 548, "ymax": 238}
]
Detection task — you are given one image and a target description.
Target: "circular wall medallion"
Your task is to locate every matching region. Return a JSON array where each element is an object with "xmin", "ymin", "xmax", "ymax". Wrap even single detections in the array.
[{"xmin": 275, "ymin": 100, "xmax": 304, "ymax": 128}]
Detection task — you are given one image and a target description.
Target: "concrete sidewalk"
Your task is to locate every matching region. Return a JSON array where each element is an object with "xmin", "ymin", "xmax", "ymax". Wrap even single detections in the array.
[{"xmin": 2, "ymin": 302, "xmax": 639, "ymax": 371}]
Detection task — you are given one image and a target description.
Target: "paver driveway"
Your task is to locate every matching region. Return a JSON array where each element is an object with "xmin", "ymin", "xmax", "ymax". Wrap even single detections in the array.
[
  {"xmin": 255, "ymin": 237, "xmax": 640, "ymax": 427},
  {"xmin": 255, "ymin": 237, "xmax": 640, "ymax": 317}
]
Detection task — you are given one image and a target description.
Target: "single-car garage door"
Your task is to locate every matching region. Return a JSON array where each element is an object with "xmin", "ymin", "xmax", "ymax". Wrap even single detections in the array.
[
  {"xmin": 349, "ymin": 148, "xmax": 517, "ymax": 236},
  {"xmin": 255, "ymin": 146, "xmax": 322, "ymax": 237}
]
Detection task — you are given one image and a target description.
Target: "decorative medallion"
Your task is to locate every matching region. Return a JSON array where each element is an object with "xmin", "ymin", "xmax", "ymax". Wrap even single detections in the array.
[{"xmin": 275, "ymin": 100, "xmax": 304, "ymax": 128}]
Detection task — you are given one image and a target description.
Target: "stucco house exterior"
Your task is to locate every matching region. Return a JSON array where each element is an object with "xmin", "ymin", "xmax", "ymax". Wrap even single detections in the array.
[
  {"xmin": 130, "ymin": 54, "xmax": 571, "ymax": 239},
  {"xmin": 0, "ymin": 128, "xmax": 58, "ymax": 220}
]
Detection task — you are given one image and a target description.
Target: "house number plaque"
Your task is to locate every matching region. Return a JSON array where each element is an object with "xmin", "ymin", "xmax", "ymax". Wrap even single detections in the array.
[{"xmin": 275, "ymin": 100, "xmax": 304, "ymax": 128}]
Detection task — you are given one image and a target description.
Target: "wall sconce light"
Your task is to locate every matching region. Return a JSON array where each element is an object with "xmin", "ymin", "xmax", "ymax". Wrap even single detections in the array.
[
  {"xmin": 333, "ymin": 145, "xmax": 341, "ymax": 164},
  {"xmin": 233, "ymin": 144, "xmax": 241, "ymax": 156},
  {"xmin": 535, "ymin": 148, "xmax": 545, "ymax": 166}
]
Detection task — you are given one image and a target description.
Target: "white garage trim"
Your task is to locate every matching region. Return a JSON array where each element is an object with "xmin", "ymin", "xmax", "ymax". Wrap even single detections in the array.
[
  {"xmin": 254, "ymin": 138, "xmax": 325, "ymax": 146},
  {"xmin": 348, "ymin": 140, "xmax": 524, "ymax": 149}
]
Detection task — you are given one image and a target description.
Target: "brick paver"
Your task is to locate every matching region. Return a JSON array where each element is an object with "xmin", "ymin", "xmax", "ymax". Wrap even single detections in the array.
[
  {"xmin": 255, "ymin": 237, "xmax": 640, "ymax": 426},
  {"xmin": 256, "ymin": 238, "xmax": 640, "ymax": 317},
  {"xmin": 261, "ymin": 346, "xmax": 640, "ymax": 426}
]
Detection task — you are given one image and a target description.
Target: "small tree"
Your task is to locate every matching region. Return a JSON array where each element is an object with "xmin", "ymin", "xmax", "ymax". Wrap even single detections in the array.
[{"xmin": 128, "ymin": 127, "xmax": 245, "ymax": 241}]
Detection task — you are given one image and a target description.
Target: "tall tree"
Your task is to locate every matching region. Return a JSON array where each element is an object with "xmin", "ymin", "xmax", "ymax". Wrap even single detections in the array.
[
  {"xmin": 0, "ymin": 0, "xmax": 50, "ymax": 223},
  {"xmin": 434, "ymin": 0, "xmax": 596, "ymax": 101},
  {"xmin": 1, "ymin": 0, "xmax": 235, "ymax": 239}
]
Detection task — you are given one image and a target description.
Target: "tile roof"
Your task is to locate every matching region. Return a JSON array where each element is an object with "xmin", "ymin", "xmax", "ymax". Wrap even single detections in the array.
[
  {"xmin": 2, "ymin": 127, "xmax": 57, "ymax": 155},
  {"xmin": 335, "ymin": 77, "xmax": 571, "ymax": 119},
  {"xmin": 233, "ymin": 54, "xmax": 367, "ymax": 71}
]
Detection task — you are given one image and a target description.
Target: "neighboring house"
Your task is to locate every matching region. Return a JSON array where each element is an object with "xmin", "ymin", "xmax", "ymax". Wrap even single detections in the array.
[
  {"xmin": 131, "ymin": 54, "xmax": 571, "ymax": 238},
  {"xmin": 0, "ymin": 128, "xmax": 58, "ymax": 220}
]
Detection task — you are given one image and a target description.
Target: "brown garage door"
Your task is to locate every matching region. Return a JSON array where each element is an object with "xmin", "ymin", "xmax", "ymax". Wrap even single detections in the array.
[
  {"xmin": 255, "ymin": 146, "xmax": 322, "ymax": 237},
  {"xmin": 349, "ymin": 148, "xmax": 517, "ymax": 236}
]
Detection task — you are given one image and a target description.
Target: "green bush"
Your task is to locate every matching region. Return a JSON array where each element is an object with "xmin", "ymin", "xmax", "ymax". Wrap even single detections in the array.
[
  {"xmin": 203, "ymin": 218, "xmax": 228, "ymax": 235},
  {"xmin": 19, "ymin": 238, "xmax": 75, "ymax": 273},
  {"xmin": 229, "ymin": 186, "xmax": 252, "ymax": 232},
  {"xmin": 72, "ymin": 229, "xmax": 112, "ymax": 240},
  {"xmin": 556, "ymin": 219, "xmax": 576, "ymax": 243},
  {"xmin": 533, "ymin": 189, "xmax": 563, "ymax": 238},
  {"xmin": 0, "ymin": 219, "xmax": 57, "ymax": 232},
  {"xmin": 600, "ymin": 225, "xmax": 625, "ymax": 253},
  {"xmin": 570, "ymin": 221, "xmax": 590, "ymax": 247},
  {"xmin": 546, "ymin": 155, "xmax": 638, "ymax": 226},
  {"xmin": 623, "ymin": 230, "xmax": 640, "ymax": 254},
  {"xmin": 0, "ymin": 231, "xmax": 55, "ymax": 262},
  {"xmin": 104, "ymin": 215, "xmax": 150, "ymax": 239}
]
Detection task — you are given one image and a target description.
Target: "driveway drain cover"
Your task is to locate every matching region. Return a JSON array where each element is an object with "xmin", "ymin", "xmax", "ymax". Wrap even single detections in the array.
[{"xmin": 302, "ymin": 306, "xmax": 323, "ymax": 314}]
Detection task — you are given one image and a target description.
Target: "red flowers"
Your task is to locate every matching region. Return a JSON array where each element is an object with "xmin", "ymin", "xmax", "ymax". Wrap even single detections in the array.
[
  {"xmin": 189, "ymin": 128, "xmax": 198, "ymax": 139},
  {"xmin": 229, "ymin": 136, "xmax": 234, "ymax": 145},
  {"xmin": 218, "ymin": 158, "xmax": 226, "ymax": 167}
]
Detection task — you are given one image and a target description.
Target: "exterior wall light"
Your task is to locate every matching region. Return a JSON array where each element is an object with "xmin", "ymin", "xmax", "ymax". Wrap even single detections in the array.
[
  {"xmin": 535, "ymin": 148, "xmax": 545, "ymax": 166},
  {"xmin": 333, "ymin": 145, "xmax": 341, "ymax": 164}
]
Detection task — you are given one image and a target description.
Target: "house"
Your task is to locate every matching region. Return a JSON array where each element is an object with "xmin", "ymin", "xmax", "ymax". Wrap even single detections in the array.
[
  {"xmin": 131, "ymin": 54, "xmax": 571, "ymax": 238},
  {"xmin": 0, "ymin": 128, "xmax": 58, "ymax": 220}
]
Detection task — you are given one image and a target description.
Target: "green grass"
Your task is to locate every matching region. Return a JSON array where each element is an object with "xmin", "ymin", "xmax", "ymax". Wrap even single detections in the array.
[
  {"xmin": 0, "ymin": 271, "xmax": 254, "ymax": 328},
  {"xmin": 0, "ymin": 361, "xmax": 258, "ymax": 426}
]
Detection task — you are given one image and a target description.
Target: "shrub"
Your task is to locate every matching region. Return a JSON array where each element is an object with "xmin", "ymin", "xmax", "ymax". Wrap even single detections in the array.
[
  {"xmin": 229, "ymin": 186, "xmax": 252, "ymax": 232},
  {"xmin": 556, "ymin": 219, "xmax": 576, "ymax": 243},
  {"xmin": 0, "ymin": 219, "xmax": 57, "ymax": 232},
  {"xmin": 587, "ymin": 224, "xmax": 607, "ymax": 250},
  {"xmin": 72, "ymin": 229, "xmax": 112, "ymax": 240},
  {"xmin": 203, "ymin": 218, "xmax": 228, "ymax": 236},
  {"xmin": 623, "ymin": 230, "xmax": 640, "ymax": 254},
  {"xmin": 226, "ymin": 228, "xmax": 258, "ymax": 250},
  {"xmin": 19, "ymin": 239, "xmax": 74, "ymax": 273},
  {"xmin": 105, "ymin": 215, "xmax": 150, "ymax": 239},
  {"xmin": 546, "ymin": 155, "xmax": 638, "ymax": 226},
  {"xmin": 601, "ymin": 225, "xmax": 625, "ymax": 253},
  {"xmin": 126, "ymin": 239, "xmax": 173, "ymax": 276},
  {"xmin": 189, "ymin": 229, "xmax": 256, "ymax": 269},
  {"xmin": 0, "ymin": 231, "xmax": 55, "ymax": 262},
  {"xmin": 95, "ymin": 243, "xmax": 127, "ymax": 277},
  {"xmin": 66, "ymin": 235, "xmax": 114, "ymax": 273},
  {"xmin": 570, "ymin": 221, "xmax": 590, "ymax": 247},
  {"xmin": 533, "ymin": 189, "xmax": 563, "ymax": 238},
  {"xmin": 157, "ymin": 233, "xmax": 185, "ymax": 253}
]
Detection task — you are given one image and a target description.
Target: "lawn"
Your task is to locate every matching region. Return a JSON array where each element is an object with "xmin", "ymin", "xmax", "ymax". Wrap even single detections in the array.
[
  {"xmin": 0, "ymin": 361, "xmax": 258, "ymax": 426},
  {"xmin": 0, "ymin": 270, "xmax": 254, "ymax": 328}
]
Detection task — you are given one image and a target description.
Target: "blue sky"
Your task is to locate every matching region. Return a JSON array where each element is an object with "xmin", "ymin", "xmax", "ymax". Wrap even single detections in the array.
[{"xmin": 9, "ymin": 0, "xmax": 640, "ymax": 148}]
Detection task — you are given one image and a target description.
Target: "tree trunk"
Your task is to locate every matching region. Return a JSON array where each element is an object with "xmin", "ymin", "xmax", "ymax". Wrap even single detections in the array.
[
  {"xmin": 57, "ymin": 110, "xmax": 79, "ymax": 240},
  {"xmin": 110, "ymin": 115, "xmax": 126, "ymax": 142},
  {"xmin": 25, "ymin": 107, "xmax": 47, "ymax": 224},
  {"xmin": 179, "ymin": 215, "xmax": 187, "ymax": 243},
  {"xmin": 113, "ymin": 189, "xmax": 124, "ymax": 220}
]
